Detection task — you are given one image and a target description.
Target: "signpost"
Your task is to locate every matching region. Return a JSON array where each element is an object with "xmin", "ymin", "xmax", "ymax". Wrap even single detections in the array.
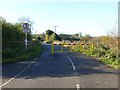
[{"xmin": 22, "ymin": 23, "xmax": 31, "ymax": 50}]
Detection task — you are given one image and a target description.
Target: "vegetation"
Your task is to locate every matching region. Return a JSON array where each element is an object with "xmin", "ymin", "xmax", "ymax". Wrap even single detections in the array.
[
  {"xmin": 78, "ymin": 34, "xmax": 119, "ymax": 69},
  {"xmin": 43, "ymin": 30, "xmax": 119, "ymax": 68},
  {"xmin": 45, "ymin": 29, "xmax": 61, "ymax": 43},
  {"xmin": 80, "ymin": 43, "xmax": 119, "ymax": 68},
  {"xmin": 3, "ymin": 41, "xmax": 43, "ymax": 63},
  {"xmin": 1, "ymin": 17, "xmax": 43, "ymax": 63},
  {"xmin": 59, "ymin": 34, "xmax": 80, "ymax": 42},
  {"xmin": 2, "ymin": 16, "xmax": 119, "ymax": 68},
  {"xmin": 50, "ymin": 30, "xmax": 119, "ymax": 68}
]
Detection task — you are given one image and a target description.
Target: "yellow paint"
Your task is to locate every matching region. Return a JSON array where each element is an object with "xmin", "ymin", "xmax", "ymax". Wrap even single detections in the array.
[
  {"xmin": 51, "ymin": 43, "xmax": 94, "ymax": 55},
  {"xmin": 91, "ymin": 43, "xmax": 94, "ymax": 50},
  {"xmin": 61, "ymin": 44, "xmax": 64, "ymax": 52}
]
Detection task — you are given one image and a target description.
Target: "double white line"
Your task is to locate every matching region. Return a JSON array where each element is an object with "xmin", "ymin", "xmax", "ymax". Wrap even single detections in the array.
[{"xmin": 0, "ymin": 58, "xmax": 38, "ymax": 88}]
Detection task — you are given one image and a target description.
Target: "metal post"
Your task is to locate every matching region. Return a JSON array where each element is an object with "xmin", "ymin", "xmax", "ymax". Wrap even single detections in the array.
[
  {"xmin": 61, "ymin": 44, "xmax": 64, "ymax": 52},
  {"xmin": 52, "ymin": 43, "xmax": 54, "ymax": 55},
  {"xmin": 79, "ymin": 44, "xmax": 81, "ymax": 52},
  {"xmin": 91, "ymin": 44, "xmax": 94, "ymax": 50},
  {"xmin": 71, "ymin": 44, "xmax": 73, "ymax": 51},
  {"xmin": 25, "ymin": 33, "xmax": 28, "ymax": 50},
  {"xmin": 22, "ymin": 22, "xmax": 30, "ymax": 50}
]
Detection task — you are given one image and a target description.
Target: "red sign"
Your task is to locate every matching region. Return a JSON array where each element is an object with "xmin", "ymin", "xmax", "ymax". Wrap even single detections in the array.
[{"xmin": 22, "ymin": 23, "xmax": 29, "ymax": 29}]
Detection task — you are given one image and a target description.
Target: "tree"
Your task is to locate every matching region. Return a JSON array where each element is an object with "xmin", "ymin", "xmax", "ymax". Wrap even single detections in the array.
[
  {"xmin": 50, "ymin": 33, "xmax": 57, "ymax": 41},
  {"xmin": 18, "ymin": 17, "xmax": 31, "ymax": 23},
  {"xmin": 84, "ymin": 34, "xmax": 91, "ymax": 42},
  {"xmin": 39, "ymin": 32, "xmax": 45, "ymax": 41},
  {"xmin": 106, "ymin": 20, "xmax": 118, "ymax": 48},
  {"xmin": 37, "ymin": 37, "xmax": 41, "ymax": 41},
  {"xmin": 78, "ymin": 32, "xmax": 82, "ymax": 37},
  {"xmin": 45, "ymin": 34, "xmax": 49, "ymax": 42},
  {"xmin": 74, "ymin": 34, "xmax": 79, "ymax": 37},
  {"xmin": 0, "ymin": 17, "xmax": 6, "ymax": 24},
  {"xmin": 14, "ymin": 23, "xmax": 24, "ymax": 40},
  {"xmin": 46, "ymin": 29, "xmax": 54, "ymax": 36},
  {"xmin": 45, "ymin": 29, "xmax": 61, "ymax": 42},
  {"xmin": 45, "ymin": 29, "xmax": 54, "ymax": 42}
]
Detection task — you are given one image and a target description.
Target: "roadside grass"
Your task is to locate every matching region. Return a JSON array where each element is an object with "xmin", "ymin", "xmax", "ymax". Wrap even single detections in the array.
[
  {"xmin": 2, "ymin": 41, "xmax": 43, "ymax": 63},
  {"xmin": 80, "ymin": 48, "xmax": 120, "ymax": 69},
  {"xmin": 99, "ymin": 57, "xmax": 119, "ymax": 69}
]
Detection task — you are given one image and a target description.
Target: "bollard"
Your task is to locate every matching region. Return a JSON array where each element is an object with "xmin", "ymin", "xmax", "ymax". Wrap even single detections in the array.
[
  {"xmin": 71, "ymin": 44, "xmax": 73, "ymax": 51},
  {"xmin": 52, "ymin": 43, "xmax": 54, "ymax": 55},
  {"xmin": 61, "ymin": 44, "xmax": 64, "ymax": 52},
  {"xmin": 80, "ymin": 44, "xmax": 83, "ymax": 52},
  {"xmin": 91, "ymin": 44, "xmax": 94, "ymax": 50}
]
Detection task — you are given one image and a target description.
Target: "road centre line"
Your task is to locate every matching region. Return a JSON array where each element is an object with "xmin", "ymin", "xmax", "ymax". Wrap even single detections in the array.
[
  {"xmin": 0, "ymin": 58, "xmax": 38, "ymax": 88},
  {"xmin": 76, "ymin": 84, "xmax": 80, "ymax": 90},
  {"xmin": 67, "ymin": 56, "xmax": 76, "ymax": 70},
  {"xmin": 67, "ymin": 56, "xmax": 80, "ymax": 89}
]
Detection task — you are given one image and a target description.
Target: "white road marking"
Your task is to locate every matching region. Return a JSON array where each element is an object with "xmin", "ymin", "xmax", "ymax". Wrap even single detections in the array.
[
  {"xmin": 76, "ymin": 84, "xmax": 80, "ymax": 90},
  {"xmin": 67, "ymin": 56, "xmax": 81, "ymax": 89},
  {"xmin": 67, "ymin": 56, "xmax": 76, "ymax": 70},
  {"xmin": 0, "ymin": 58, "xmax": 38, "ymax": 88}
]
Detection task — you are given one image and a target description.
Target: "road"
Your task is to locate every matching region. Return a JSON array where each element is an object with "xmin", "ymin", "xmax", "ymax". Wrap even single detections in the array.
[{"xmin": 2, "ymin": 44, "xmax": 118, "ymax": 89}]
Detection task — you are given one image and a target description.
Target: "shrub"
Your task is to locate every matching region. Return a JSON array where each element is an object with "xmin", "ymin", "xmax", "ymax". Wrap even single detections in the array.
[{"xmin": 2, "ymin": 41, "xmax": 43, "ymax": 63}]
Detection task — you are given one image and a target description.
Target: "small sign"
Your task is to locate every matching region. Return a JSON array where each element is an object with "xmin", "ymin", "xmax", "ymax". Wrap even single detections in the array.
[
  {"xmin": 23, "ymin": 29, "xmax": 31, "ymax": 33},
  {"xmin": 22, "ymin": 23, "xmax": 31, "ymax": 33},
  {"xmin": 22, "ymin": 23, "xmax": 29, "ymax": 29}
]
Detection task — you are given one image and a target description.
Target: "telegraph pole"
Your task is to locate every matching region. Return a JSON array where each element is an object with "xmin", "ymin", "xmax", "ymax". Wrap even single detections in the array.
[{"xmin": 53, "ymin": 26, "xmax": 58, "ymax": 33}]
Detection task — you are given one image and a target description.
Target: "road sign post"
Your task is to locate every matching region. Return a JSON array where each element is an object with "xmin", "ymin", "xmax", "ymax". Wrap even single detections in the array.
[
  {"xmin": 22, "ymin": 23, "xmax": 31, "ymax": 50},
  {"xmin": 25, "ymin": 33, "xmax": 28, "ymax": 50}
]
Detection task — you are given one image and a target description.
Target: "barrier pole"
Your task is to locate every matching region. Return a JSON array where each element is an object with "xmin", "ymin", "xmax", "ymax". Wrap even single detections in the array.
[
  {"xmin": 80, "ymin": 44, "xmax": 82, "ymax": 52},
  {"xmin": 70, "ymin": 44, "xmax": 72, "ymax": 51},
  {"xmin": 52, "ymin": 43, "xmax": 54, "ymax": 55},
  {"xmin": 75, "ymin": 45, "xmax": 77, "ymax": 51},
  {"xmin": 91, "ymin": 43, "xmax": 94, "ymax": 50},
  {"xmin": 73, "ymin": 45, "xmax": 74, "ymax": 51},
  {"xmin": 61, "ymin": 44, "xmax": 63, "ymax": 52}
]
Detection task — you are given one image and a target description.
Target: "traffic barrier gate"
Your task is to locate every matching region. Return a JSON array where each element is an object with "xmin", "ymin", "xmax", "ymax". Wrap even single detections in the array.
[{"xmin": 51, "ymin": 43, "xmax": 94, "ymax": 55}]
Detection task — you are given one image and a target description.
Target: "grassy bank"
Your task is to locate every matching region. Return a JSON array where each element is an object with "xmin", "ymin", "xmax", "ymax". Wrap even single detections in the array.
[
  {"xmin": 2, "ymin": 41, "xmax": 43, "ymax": 63},
  {"xmin": 80, "ymin": 48, "xmax": 120, "ymax": 69}
]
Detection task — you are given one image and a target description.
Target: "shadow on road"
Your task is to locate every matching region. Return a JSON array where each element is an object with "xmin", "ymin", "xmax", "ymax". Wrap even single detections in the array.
[{"xmin": 2, "ymin": 44, "xmax": 118, "ymax": 79}]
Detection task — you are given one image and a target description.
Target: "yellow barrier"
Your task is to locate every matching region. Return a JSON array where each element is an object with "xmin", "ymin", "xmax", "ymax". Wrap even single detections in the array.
[
  {"xmin": 61, "ymin": 44, "xmax": 64, "ymax": 52},
  {"xmin": 91, "ymin": 44, "xmax": 94, "ymax": 50},
  {"xmin": 52, "ymin": 43, "xmax": 54, "ymax": 55},
  {"xmin": 51, "ymin": 43, "xmax": 94, "ymax": 55}
]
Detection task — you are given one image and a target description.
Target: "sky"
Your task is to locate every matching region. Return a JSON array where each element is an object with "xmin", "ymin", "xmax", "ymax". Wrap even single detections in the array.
[{"xmin": 0, "ymin": 0, "xmax": 118, "ymax": 36}]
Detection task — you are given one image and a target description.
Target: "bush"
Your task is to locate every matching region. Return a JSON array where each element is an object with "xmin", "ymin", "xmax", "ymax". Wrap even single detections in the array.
[
  {"xmin": 78, "ymin": 44, "xmax": 119, "ymax": 68},
  {"xmin": 3, "ymin": 48, "xmax": 17, "ymax": 58},
  {"xmin": 2, "ymin": 41, "xmax": 43, "ymax": 63}
]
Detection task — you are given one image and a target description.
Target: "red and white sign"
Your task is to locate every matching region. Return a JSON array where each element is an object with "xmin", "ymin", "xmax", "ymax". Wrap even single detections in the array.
[
  {"xmin": 22, "ymin": 23, "xmax": 31, "ymax": 33},
  {"xmin": 22, "ymin": 23, "xmax": 29, "ymax": 29}
]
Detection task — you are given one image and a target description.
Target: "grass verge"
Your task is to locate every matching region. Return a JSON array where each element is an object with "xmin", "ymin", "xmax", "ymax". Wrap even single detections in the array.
[
  {"xmin": 2, "ymin": 41, "xmax": 43, "ymax": 63},
  {"xmin": 81, "ymin": 49, "xmax": 119, "ymax": 69}
]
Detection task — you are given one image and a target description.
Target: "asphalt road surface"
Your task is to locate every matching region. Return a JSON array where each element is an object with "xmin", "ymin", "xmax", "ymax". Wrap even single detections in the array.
[{"xmin": 2, "ymin": 44, "xmax": 118, "ymax": 89}]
